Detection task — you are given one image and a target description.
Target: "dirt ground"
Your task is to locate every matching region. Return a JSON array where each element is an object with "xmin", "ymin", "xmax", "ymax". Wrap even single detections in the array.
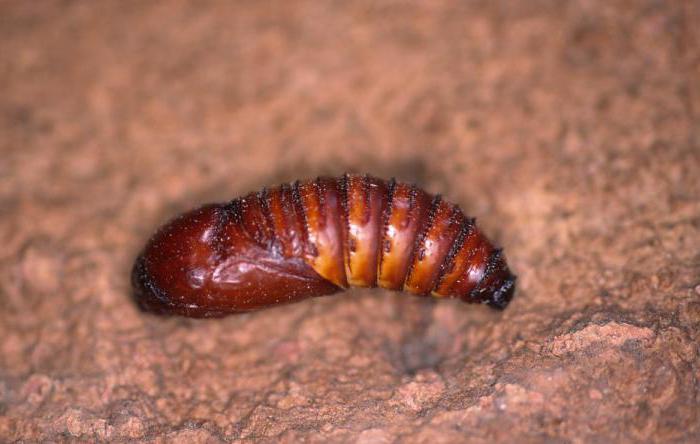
[{"xmin": 1, "ymin": 1, "xmax": 699, "ymax": 442}]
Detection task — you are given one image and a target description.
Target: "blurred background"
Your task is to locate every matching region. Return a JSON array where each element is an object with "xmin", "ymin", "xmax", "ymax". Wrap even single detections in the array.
[{"xmin": 1, "ymin": 1, "xmax": 698, "ymax": 442}]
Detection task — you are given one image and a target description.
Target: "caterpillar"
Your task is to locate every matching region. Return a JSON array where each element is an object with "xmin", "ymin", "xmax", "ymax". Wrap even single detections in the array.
[{"xmin": 132, "ymin": 174, "xmax": 516, "ymax": 317}]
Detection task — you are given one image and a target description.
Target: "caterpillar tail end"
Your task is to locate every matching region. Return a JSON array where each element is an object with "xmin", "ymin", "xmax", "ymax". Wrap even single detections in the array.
[
  {"xmin": 466, "ymin": 252, "xmax": 517, "ymax": 310},
  {"xmin": 484, "ymin": 272, "xmax": 516, "ymax": 310}
]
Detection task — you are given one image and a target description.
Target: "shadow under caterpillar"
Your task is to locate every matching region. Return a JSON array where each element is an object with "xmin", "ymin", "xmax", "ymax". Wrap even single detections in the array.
[{"xmin": 132, "ymin": 174, "xmax": 516, "ymax": 317}]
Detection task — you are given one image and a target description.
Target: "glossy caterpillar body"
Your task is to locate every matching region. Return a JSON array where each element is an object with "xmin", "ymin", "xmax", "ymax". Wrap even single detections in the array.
[{"xmin": 132, "ymin": 174, "xmax": 516, "ymax": 317}]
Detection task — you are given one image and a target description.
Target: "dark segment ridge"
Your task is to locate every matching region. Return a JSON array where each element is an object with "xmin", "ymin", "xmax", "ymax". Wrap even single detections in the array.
[
  {"xmin": 407, "ymin": 184, "xmax": 418, "ymax": 225},
  {"xmin": 291, "ymin": 180, "xmax": 313, "ymax": 257},
  {"xmin": 403, "ymin": 194, "xmax": 442, "ymax": 291},
  {"xmin": 279, "ymin": 183, "xmax": 304, "ymax": 257},
  {"xmin": 315, "ymin": 177, "xmax": 327, "ymax": 228},
  {"xmin": 339, "ymin": 173, "xmax": 350, "ymax": 216},
  {"xmin": 279, "ymin": 183, "xmax": 293, "ymax": 222},
  {"xmin": 223, "ymin": 198, "xmax": 243, "ymax": 225},
  {"xmin": 361, "ymin": 174, "xmax": 371, "ymax": 224},
  {"xmin": 377, "ymin": 177, "xmax": 397, "ymax": 282},
  {"xmin": 258, "ymin": 187, "xmax": 278, "ymax": 253},
  {"xmin": 339, "ymin": 174, "xmax": 351, "ymax": 261},
  {"xmin": 475, "ymin": 248, "xmax": 504, "ymax": 290},
  {"xmin": 380, "ymin": 177, "xmax": 397, "ymax": 256},
  {"xmin": 241, "ymin": 194, "xmax": 274, "ymax": 248},
  {"xmin": 210, "ymin": 204, "xmax": 233, "ymax": 258},
  {"xmin": 432, "ymin": 215, "xmax": 475, "ymax": 293}
]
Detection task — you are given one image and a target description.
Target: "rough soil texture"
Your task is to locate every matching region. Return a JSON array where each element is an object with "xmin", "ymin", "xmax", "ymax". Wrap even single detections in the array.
[{"xmin": 1, "ymin": 1, "xmax": 699, "ymax": 443}]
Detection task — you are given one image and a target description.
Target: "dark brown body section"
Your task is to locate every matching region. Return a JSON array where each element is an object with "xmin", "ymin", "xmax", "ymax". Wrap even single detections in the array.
[{"xmin": 132, "ymin": 174, "xmax": 516, "ymax": 317}]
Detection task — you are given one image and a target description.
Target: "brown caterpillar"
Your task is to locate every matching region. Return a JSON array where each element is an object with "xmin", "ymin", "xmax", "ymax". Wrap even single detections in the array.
[{"xmin": 132, "ymin": 174, "xmax": 516, "ymax": 317}]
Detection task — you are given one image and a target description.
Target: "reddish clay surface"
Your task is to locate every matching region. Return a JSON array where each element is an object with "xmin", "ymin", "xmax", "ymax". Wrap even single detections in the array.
[{"xmin": 1, "ymin": 1, "xmax": 698, "ymax": 442}]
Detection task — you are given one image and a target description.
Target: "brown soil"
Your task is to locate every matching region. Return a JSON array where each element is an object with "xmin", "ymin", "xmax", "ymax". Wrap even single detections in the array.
[{"xmin": 1, "ymin": 1, "xmax": 698, "ymax": 442}]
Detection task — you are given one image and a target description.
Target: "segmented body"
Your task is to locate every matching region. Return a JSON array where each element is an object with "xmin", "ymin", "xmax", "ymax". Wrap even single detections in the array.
[{"xmin": 132, "ymin": 174, "xmax": 516, "ymax": 317}]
